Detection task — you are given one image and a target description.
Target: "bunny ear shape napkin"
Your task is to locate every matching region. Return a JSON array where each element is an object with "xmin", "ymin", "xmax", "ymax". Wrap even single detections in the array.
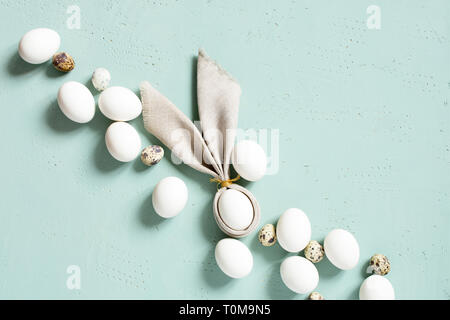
[
  {"xmin": 140, "ymin": 49, "xmax": 260, "ymax": 238},
  {"xmin": 196, "ymin": 49, "xmax": 240, "ymax": 181}
]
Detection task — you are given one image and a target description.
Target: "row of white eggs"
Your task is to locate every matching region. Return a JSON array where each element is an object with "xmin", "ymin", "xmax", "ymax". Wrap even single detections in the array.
[
  {"xmin": 216, "ymin": 243, "xmax": 394, "ymax": 300},
  {"xmin": 17, "ymin": 26, "xmax": 270, "ymax": 174},
  {"xmin": 214, "ymin": 225, "xmax": 358, "ymax": 280},
  {"xmin": 57, "ymin": 78, "xmax": 270, "ymax": 175},
  {"xmin": 147, "ymin": 161, "xmax": 394, "ymax": 299},
  {"xmin": 214, "ymin": 208, "xmax": 395, "ymax": 300},
  {"xmin": 57, "ymin": 80, "xmax": 144, "ymax": 162},
  {"xmin": 19, "ymin": 29, "xmax": 147, "ymax": 163}
]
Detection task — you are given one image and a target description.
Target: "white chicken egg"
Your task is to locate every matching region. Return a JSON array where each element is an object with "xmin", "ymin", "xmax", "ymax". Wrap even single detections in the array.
[
  {"xmin": 98, "ymin": 86, "xmax": 142, "ymax": 121},
  {"xmin": 18, "ymin": 28, "xmax": 60, "ymax": 64},
  {"xmin": 218, "ymin": 189, "xmax": 253, "ymax": 231},
  {"xmin": 105, "ymin": 122, "xmax": 141, "ymax": 162},
  {"xmin": 280, "ymin": 256, "xmax": 319, "ymax": 294},
  {"xmin": 57, "ymin": 81, "xmax": 95, "ymax": 123},
  {"xmin": 276, "ymin": 208, "xmax": 311, "ymax": 252},
  {"xmin": 152, "ymin": 177, "xmax": 188, "ymax": 218},
  {"xmin": 215, "ymin": 238, "xmax": 253, "ymax": 278},
  {"xmin": 231, "ymin": 140, "xmax": 267, "ymax": 181},
  {"xmin": 324, "ymin": 229, "xmax": 360, "ymax": 270},
  {"xmin": 359, "ymin": 275, "xmax": 395, "ymax": 300}
]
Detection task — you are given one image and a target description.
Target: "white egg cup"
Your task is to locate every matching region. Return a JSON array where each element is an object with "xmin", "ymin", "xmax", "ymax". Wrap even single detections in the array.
[
  {"xmin": 140, "ymin": 49, "xmax": 261, "ymax": 238},
  {"xmin": 213, "ymin": 183, "xmax": 261, "ymax": 238}
]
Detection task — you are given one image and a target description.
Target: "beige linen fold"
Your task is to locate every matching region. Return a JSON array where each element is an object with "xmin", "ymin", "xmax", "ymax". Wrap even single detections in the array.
[{"xmin": 140, "ymin": 49, "xmax": 260, "ymax": 238}]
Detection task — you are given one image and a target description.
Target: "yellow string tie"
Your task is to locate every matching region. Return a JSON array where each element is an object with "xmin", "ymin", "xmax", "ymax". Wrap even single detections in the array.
[{"xmin": 210, "ymin": 175, "xmax": 241, "ymax": 189}]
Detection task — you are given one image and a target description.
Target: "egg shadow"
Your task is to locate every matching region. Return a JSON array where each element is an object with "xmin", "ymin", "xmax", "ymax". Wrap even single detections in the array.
[
  {"xmin": 182, "ymin": 178, "xmax": 234, "ymax": 288},
  {"xmin": 133, "ymin": 88, "xmax": 141, "ymax": 100},
  {"xmin": 190, "ymin": 56, "xmax": 199, "ymax": 120},
  {"xmin": 199, "ymin": 195, "xmax": 226, "ymax": 242},
  {"xmin": 130, "ymin": 108, "xmax": 150, "ymax": 135},
  {"xmin": 45, "ymin": 99, "xmax": 82, "ymax": 133},
  {"xmin": 45, "ymin": 63, "xmax": 69, "ymax": 78},
  {"xmin": 250, "ymin": 233, "xmax": 288, "ymax": 262},
  {"xmin": 346, "ymin": 285, "xmax": 360, "ymax": 300},
  {"xmin": 197, "ymin": 195, "xmax": 235, "ymax": 288},
  {"xmin": 81, "ymin": 110, "xmax": 127, "ymax": 173},
  {"xmin": 6, "ymin": 51, "xmax": 45, "ymax": 76},
  {"xmin": 87, "ymin": 109, "xmax": 111, "ymax": 133},
  {"xmin": 44, "ymin": 95, "xmax": 126, "ymax": 172},
  {"xmin": 360, "ymin": 259, "xmax": 370, "ymax": 278},
  {"xmin": 315, "ymin": 256, "xmax": 342, "ymax": 279},
  {"xmin": 92, "ymin": 135, "xmax": 124, "ymax": 173},
  {"xmin": 138, "ymin": 193, "xmax": 166, "ymax": 229},
  {"xmin": 85, "ymin": 78, "xmax": 98, "ymax": 96},
  {"xmin": 343, "ymin": 262, "xmax": 368, "ymax": 300},
  {"xmin": 229, "ymin": 166, "xmax": 252, "ymax": 189},
  {"xmin": 133, "ymin": 158, "xmax": 151, "ymax": 173},
  {"xmin": 267, "ymin": 262, "xmax": 298, "ymax": 300},
  {"xmin": 201, "ymin": 244, "xmax": 233, "ymax": 288}
]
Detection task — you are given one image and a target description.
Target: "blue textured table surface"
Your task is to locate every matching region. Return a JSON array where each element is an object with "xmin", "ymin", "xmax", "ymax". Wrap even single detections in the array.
[{"xmin": 0, "ymin": 0, "xmax": 449, "ymax": 299}]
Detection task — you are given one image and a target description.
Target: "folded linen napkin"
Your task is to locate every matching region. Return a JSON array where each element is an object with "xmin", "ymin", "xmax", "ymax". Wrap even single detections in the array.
[{"xmin": 140, "ymin": 49, "xmax": 260, "ymax": 238}]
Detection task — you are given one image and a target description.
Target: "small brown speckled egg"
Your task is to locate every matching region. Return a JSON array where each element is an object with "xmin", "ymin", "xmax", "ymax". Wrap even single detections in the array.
[
  {"xmin": 52, "ymin": 52, "xmax": 75, "ymax": 72},
  {"xmin": 304, "ymin": 240, "xmax": 325, "ymax": 263},
  {"xmin": 308, "ymin": 292, "xmax": 324, "ymax": 300},
  {"xmin": 258, "ymin": 224, "xmax": 277, "ymax": 246},
  {"xmin": 141, "ymin": 145, "xmax": 164, "ymax": 166},
  {"xmin": 368, "ymin": 254, "xmax": 391, "ymax": 276}
]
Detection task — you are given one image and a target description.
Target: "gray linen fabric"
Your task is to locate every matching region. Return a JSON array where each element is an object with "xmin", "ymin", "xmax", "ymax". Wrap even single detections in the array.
[{"xmin": 140, "ymin": 49, "xmax": 260, "ymax": 238}]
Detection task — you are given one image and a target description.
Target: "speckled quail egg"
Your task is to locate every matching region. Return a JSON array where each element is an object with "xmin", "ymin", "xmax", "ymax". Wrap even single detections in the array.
[
  {"xmin": 308, "ymin": 292, "xmax": 324, "ymax": 300},
  {"xmin": 258, "ymin": 224, "xmax": 277, "ymax": 246},
  {"xmin": 367, "ymin": 254, "xmax": 391, "ymax": 276},
  {"xmin": 91, "ymin": 67, "xmax": 111, "ymax": 91},
  {"xmin": 141, "ymin": 145, "xmax": 164, "ymax": 166},
  {"xmin": 52, "ymin": 52, "xmax": 75, "ymax": 72},
  {"xmin": 304, "ymin": 240, "xmax": 325, "ymax": 263}
]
